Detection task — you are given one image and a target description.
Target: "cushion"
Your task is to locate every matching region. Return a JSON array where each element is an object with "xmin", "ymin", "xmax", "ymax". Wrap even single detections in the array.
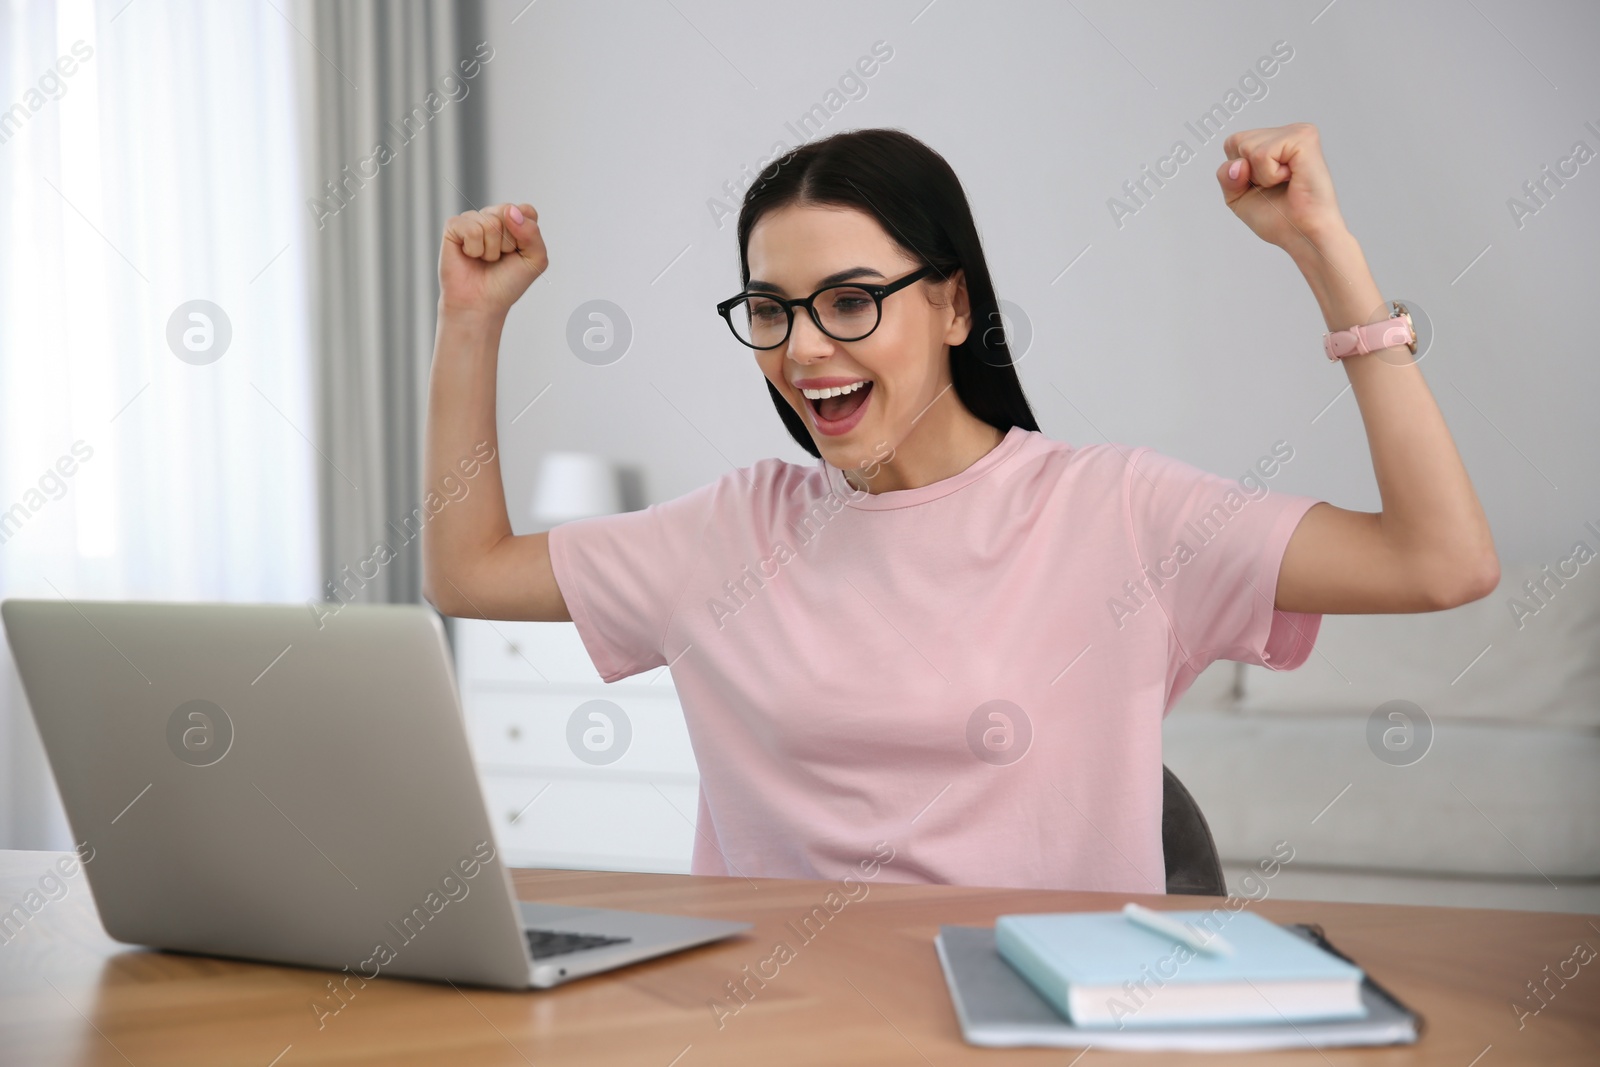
[
  {"xmin": 1163, "ymin": 710, "xmax": 1600, "ymax": 878},
  {"xmin": 1236, "ymin": 559, "xmax": 1600, "ymax": 729}
]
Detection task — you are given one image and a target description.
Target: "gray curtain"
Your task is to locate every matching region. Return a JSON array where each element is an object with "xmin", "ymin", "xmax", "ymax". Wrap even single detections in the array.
[{"xmin": 295, "ymin": 0, "xmax": 487, "ymax": 608}]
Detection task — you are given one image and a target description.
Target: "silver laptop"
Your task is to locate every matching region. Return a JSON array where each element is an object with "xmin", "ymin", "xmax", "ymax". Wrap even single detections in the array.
[{"xmin": 1, "ymin": 597, "xmax": 749, "ymax": 990}]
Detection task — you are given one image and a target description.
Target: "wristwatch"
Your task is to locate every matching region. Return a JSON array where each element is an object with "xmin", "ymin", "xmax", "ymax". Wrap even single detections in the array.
[{"xmin": 1324, "ymin": 301, "xmax": 1416, "ymax": 360}]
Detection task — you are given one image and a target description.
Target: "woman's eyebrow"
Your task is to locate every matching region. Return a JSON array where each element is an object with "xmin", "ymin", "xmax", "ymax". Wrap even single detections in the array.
[{"xmin": 746, "ymin": 266, "xmax": 887, "ymax": 295}]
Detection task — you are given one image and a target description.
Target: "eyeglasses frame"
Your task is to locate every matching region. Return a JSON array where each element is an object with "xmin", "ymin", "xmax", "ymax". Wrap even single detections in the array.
[{"xmin": 715, "ymin": 264, "xmax": 939, "ymax": 350}]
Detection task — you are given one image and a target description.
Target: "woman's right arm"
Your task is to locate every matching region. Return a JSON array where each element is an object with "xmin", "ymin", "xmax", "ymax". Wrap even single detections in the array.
[{"xmin": 421, "ymin": 201, "xmax": 571, "ymax": 622}]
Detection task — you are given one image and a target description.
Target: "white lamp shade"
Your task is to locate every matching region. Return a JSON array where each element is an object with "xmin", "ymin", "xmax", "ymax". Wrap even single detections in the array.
[{"xmin": 531, "ymin": 452, "xmax": 622, "ymax": 524}]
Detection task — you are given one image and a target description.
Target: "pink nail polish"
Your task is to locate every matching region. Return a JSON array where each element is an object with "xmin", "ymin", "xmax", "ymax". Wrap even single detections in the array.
[
  {"xmin": 508, "ymin": 205, "xmax": 524, "ymax": 224},
  {"xmin": 1228, "ymin": 160, "xmax": 1242, "ymax": 181}
]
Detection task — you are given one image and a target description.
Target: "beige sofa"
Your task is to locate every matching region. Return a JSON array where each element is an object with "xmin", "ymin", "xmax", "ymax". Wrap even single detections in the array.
[{"xmin": 1162, "ymin": 560, "xmax": 1600, "ymax": 913}]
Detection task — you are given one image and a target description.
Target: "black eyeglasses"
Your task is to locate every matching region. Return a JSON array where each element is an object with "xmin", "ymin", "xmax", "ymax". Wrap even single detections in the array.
[{"xmin": 716, "ymin": 265, "xmax": 938, "ymax": 350}]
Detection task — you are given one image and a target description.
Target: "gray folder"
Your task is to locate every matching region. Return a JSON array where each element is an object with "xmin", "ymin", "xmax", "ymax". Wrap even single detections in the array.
[{"xmin": 935, "ymin": 922, "xmax": 1421, "ymax": 1052}]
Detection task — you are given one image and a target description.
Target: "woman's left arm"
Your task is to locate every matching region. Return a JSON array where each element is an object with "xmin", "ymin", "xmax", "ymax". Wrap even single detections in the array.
[{"xmin": 1218, "ymin": 123, "xmax": 1500, "ymax": 615}]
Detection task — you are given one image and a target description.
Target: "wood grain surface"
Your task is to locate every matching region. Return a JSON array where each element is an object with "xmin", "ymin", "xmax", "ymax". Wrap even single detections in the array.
[{"xmin": 1, "ymin": 851, "xmax": 1596, "ymax": 1066}]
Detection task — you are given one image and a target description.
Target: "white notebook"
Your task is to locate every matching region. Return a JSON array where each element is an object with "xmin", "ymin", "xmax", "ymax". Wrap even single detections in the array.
[{"xmin": 935, "ymin": 923, "xmax": 1421, "ymax": 1053}]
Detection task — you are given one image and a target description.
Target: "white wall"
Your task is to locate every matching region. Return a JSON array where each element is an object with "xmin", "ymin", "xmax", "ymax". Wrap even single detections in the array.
[{"xmin": 482, "ymin": 0, "xmax": 1598, "ymax": 564}]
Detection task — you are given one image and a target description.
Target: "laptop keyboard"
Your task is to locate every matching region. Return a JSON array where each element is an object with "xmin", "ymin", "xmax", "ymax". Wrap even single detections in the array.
[{"xmin": 524, "ymin": 927, "xmax": 634, "ymax": 960}]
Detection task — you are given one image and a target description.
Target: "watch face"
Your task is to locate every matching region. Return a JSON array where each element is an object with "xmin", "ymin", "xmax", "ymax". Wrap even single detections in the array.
[{"xmin": 1394, "ymin": 303, "xmax": 1417, "ymax": 351}]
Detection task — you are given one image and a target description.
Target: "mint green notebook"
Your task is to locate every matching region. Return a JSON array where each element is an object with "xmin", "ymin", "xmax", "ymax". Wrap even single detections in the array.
[{"xmin": 994, "ymin": 909, "xmax": 1367, "ymax": 1029}]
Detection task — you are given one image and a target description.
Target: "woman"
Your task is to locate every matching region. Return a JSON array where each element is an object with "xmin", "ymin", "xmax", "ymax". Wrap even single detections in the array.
[{"xmin": 421, "ymin": 126, "xmax": 1498, "ymax": 893}]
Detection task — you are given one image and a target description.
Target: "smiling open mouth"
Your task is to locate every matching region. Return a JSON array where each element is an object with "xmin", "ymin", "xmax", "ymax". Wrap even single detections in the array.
[{"xmin": 807, "ymin": 380, "xmax": 873, "ymax": 423}]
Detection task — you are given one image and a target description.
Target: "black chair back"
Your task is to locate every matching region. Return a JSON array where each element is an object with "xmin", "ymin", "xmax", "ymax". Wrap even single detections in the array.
[{"xmin": 1162, "ymin": 765, "xmax": 1225, "ymax": 896}]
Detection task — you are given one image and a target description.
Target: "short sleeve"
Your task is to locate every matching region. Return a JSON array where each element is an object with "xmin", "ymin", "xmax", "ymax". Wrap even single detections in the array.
[
  {"xmin": 1123, "ymin": 445, "xmax": 1322, "ymax": 676},
  {"xmin": 547, "ymin": 478, "xmax": 720, "ymax": 683}
]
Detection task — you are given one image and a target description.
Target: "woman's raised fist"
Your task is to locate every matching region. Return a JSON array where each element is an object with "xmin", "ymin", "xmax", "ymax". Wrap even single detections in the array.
[{"xmin": 439, "ymin": 202, "xmax": 547, "ymax": 316}]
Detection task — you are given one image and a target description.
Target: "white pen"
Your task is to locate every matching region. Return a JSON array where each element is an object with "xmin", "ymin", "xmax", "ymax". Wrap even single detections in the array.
[{"xmin": 1122, "ymin": 902, "xmax": 1235, "ymax": 957}]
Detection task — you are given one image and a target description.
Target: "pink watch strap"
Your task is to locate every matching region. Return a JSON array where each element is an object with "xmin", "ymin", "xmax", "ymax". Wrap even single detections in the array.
[{"xmin": 1324, "ymin": 312, "xmax": 1415, "ymax": 360}]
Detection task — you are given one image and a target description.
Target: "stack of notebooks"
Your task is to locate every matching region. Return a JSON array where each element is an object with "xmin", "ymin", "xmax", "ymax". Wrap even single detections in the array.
[{"xmin": 935, "ymin": 907, "xmax": 1422, "ymax": 1052}]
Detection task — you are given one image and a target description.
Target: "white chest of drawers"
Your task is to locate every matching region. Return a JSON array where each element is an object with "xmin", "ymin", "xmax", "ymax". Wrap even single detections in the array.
[{"xmin": 450, "ymin": 618, "xmax": 699, "ymax": 873}]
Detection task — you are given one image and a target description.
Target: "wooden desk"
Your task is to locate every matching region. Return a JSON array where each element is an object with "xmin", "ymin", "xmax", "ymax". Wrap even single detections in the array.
[{"xmin": 1, "ymin": 850, "xmax": 1595, "ymax": 1065}]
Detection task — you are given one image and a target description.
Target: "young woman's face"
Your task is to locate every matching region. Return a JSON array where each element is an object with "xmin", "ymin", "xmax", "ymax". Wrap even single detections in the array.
[{"xmin": 744, "ymin": 203, "xmax": 969, "ymax": 472}]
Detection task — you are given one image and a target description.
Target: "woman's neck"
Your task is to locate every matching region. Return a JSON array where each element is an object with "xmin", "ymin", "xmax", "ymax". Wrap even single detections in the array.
[{"xmin": 843, "ymin": 406, "xmax": 1007, "ymax": 494}]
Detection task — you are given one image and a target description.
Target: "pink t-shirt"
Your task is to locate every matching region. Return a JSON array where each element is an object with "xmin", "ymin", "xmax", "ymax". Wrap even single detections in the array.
[{"xmin": 547, "ymin": 426, "xmax": 1322, "ymax": 892}]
